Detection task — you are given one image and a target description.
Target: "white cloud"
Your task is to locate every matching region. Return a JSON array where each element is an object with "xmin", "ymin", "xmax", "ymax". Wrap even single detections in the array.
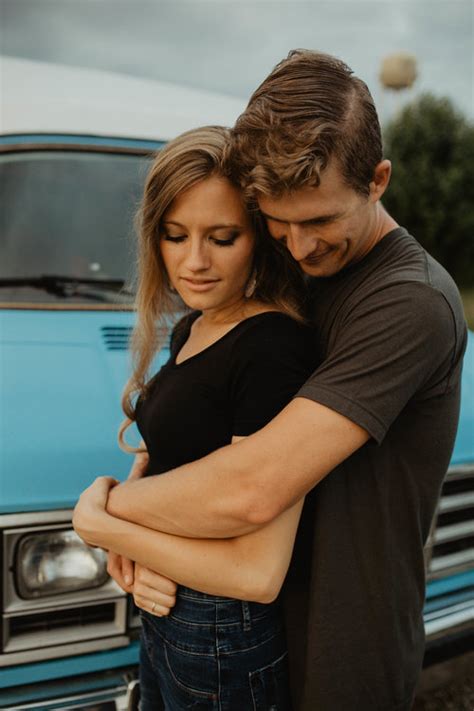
[{"xmin": 1, "ymin": 0, "xmax": 472, "ymax": 119}]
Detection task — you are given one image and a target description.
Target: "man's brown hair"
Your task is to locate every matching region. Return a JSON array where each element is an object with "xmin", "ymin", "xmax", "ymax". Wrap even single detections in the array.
[{"xmin": 231, "ymin": 49, "xmax": 382, "ymax": 197}]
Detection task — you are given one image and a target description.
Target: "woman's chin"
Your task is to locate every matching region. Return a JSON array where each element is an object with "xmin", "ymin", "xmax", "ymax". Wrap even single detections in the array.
[{"xmin": 179, "ymin": 293, "xmax": 218, "ymax": 312}]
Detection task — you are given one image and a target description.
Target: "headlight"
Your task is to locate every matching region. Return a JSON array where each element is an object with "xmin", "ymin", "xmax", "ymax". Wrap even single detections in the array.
[{"xmin": 15, "ymin": 529, "xmax": 108, "ymax": 598}]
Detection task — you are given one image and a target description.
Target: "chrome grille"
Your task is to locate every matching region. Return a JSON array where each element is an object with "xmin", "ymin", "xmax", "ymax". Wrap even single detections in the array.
[
  {"xmin": 427, "ymin": 464, "xmax": 474, "ymax": 579},
  {"xmin": 4, "ymin": 600, "xmax": 125, "ymax": 653}
]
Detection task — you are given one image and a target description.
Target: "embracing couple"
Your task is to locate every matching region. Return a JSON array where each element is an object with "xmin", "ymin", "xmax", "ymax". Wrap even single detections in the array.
[{"xmin": 73, "ymin": 50, "xmax": 467, "ymax": 711}]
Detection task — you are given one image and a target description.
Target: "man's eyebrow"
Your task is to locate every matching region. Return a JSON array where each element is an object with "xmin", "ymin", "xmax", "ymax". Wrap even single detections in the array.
[{"xmin": 260, "ymin": 210, "xmax": 343, "ymax": 225}]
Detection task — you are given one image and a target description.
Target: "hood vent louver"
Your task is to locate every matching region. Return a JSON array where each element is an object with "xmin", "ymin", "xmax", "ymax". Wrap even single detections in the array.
[
  {"xmin": 101, "ymin": 326, "xmax": 133, "ymax": 351},
  {"xmin": 101, "ymin": 325, "xmax": 170, "ymax": 351}
]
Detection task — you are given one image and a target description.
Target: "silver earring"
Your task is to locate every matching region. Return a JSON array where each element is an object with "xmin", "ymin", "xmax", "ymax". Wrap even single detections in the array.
[{"xmin": 244, "ymin": 271, "xmax": 257, "ymax": 299}]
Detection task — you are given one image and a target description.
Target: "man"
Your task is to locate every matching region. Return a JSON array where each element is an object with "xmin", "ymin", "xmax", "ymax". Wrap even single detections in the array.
[{"xmin": 103, "ymin": 51, "xmax": 467, "ymax": 709}]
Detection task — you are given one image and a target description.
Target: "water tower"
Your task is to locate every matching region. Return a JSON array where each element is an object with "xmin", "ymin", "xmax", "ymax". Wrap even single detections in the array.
[{"xmin": 379, "ymin": 52, "xmax": 418, "ymax": 119}]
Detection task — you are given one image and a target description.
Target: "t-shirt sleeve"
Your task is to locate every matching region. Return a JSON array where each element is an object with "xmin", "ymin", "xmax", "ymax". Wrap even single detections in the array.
[
  {"xmin": 297, "ymin": 282, "xmax": 465, "ymax": 444},
  {"xmin": 229, "ymin": 317, "xmax": 318, "ymax": 437}
]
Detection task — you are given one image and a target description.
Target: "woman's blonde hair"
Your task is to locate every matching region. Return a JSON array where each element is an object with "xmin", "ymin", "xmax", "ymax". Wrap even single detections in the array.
[{"xmin": 119, "ymin": 125, "xmax": 307, "ymax": 453}]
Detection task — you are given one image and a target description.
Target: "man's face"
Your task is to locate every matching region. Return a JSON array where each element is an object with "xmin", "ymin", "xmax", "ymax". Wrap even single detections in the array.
[{"xmin": 257, "ymin": 161, "xmax": 379, "ymax": 278}]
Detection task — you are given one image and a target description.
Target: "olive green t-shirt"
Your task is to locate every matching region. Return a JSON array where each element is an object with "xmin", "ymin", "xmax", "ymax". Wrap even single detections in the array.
[{"xmin": 282, "ymin": 227, "xmax": 467, "ymax": 711}]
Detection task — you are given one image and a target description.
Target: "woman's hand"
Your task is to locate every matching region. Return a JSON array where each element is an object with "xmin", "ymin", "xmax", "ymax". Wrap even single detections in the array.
[
  {"xmin": 132, "ymin": 564, "xmax": 177, "ymax": 617},
  {"xmin": 127, "ymin": 447, "xmax": 150, "ymax": 482},
  {"xmin": 107, "ymin": 550, "xmax": 134, "ymax": 593},
  {"xmin": 73, "ymin": 476, "xmax": 119, "ymax": 548},
  {"xmin": 107, "ymin": 447, "xmax": 149, "ymax": 592}
]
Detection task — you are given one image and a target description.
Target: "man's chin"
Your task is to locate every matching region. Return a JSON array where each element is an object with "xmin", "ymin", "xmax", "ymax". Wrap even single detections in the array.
[{"xmin": 300, "ymin": 262, "xmax": 336, "ymax": 278}]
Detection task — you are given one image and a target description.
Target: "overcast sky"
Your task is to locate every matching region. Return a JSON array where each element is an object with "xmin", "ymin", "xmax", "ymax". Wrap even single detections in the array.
[{"xmin": 1, "ymin": 0, "xmax": 473, "ymax": 123}]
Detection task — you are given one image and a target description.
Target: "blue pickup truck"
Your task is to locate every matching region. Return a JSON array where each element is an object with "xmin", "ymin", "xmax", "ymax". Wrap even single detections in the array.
[{"xmin": 1, "ymin": 58, "xmax": 473, "ymax": 709}]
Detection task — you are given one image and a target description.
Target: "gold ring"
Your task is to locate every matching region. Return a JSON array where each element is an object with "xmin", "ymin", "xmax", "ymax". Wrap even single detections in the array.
[{"xmin": 151, "ymin": 602, "xmax": 156, "ymax": 613}]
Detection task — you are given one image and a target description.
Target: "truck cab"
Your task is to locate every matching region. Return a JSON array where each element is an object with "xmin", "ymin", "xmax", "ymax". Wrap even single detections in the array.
[{"xmin": 0, "ymin": 56, "xmax": 246, "ymax": 710}]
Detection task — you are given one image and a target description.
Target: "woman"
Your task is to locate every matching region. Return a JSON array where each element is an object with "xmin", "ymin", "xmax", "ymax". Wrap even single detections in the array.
[{"xmin": 73, "ymin": 126, "xmax": 317, "ymax": 710}]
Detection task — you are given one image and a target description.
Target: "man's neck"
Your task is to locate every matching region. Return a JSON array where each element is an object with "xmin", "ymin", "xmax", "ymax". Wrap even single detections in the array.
[{"xmin": 372, "ymin": 204, "xmax": 399, "ymax": 247}]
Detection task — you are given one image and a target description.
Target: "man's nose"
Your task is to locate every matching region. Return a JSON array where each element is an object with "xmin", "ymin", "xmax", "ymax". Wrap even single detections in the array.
[
  {"xmin": 184, "ymin": 239, "xmax": 211, "ymax": 271},
  {"xmin": 286, "ymin": 225, "xmax": 317, "ymax": 262}
]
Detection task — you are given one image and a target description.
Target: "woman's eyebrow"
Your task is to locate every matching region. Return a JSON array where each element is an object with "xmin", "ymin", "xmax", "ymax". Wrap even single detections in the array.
[
  {"xmin": 162, "ymin": 220, "xmax": 185, "ymax": 228},
  {"xmin": 163, "ymin": 221, "xmax": 243, "ymax": 230},
  {"xmin": 206, "ymin": 223, "xmax": 243, "ymax": 230}
]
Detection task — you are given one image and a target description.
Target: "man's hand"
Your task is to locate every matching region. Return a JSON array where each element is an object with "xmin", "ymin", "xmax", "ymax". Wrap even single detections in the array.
[
  {"xmin": 132, "ymin": 564, "xmax": 177, "ymax": 617},
  {"xmin": 73, "ymin": 476, "xmax": 119, "ymax": 547}
]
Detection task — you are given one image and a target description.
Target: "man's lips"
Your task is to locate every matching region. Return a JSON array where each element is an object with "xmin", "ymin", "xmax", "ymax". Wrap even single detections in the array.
[{"xmin": 302, "ymin": 249, "xmax": 332, "ymax": 265}]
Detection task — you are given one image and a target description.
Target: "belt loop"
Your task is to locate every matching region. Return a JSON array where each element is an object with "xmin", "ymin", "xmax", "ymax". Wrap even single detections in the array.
[{"xmin": 241, "ymin": 601, "xmax": 252, "ymax": 631}]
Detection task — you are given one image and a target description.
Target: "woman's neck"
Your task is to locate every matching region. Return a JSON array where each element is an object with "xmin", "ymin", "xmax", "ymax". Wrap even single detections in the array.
[
  {"xmin": 197, "ymin": 299, "xmax": 270, "ymax": 327},
  {"xmin": 195, "ymin": 298, "xmax": 279, "ymax": 329}
]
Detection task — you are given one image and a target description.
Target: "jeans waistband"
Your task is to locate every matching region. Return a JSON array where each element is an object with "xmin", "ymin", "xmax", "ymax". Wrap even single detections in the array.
[
  {"xmin": 178, "ymin": 585, "xmax": 247, "ymax": 602},
  {"xmin": 174, "ymin": 585, "xmax": 282, "ymax": 629}
]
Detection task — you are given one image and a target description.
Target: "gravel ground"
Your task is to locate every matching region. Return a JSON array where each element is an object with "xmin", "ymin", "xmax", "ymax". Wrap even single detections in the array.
[
  {"xmin": 412, "ymin": 652, "xmax": 474, "ymax": 711},
  {"xmin": 413, "ymin": 673, "xmax": 474, "ymax": 710}
]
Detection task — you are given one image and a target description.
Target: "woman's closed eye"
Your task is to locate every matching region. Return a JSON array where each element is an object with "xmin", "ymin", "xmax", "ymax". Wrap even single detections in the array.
[
  {"xmin": 209, "ymin": 230, "xmax": 241, "ymax": 247},
  {"xmin": 210, "ymin": 234, "xmax": 239, "ymax": 247},
  {"xmin": 162, "ymin": 233, "xmax": 240, "ymax": 246},
  {"xmin": 163, "ymin": 234, "xmax": 186, "ymax": 243}
]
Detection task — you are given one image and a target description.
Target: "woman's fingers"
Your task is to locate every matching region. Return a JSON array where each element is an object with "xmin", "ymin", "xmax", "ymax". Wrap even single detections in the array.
[
  {"xmin": 128, "ymin": 446, "xmax": 150, "ymax": 481},
  {"xmin": 107, "ymin": 551, "xmax": 133, "ymax": 593},
  {"xmin": 121, "ymin": 556, "xmax": 135, "ymax": 587},
  {"xmin": 133, "ymin": 591, "xmax": 173, "ymax": 617},
  {"xmin": 135, "ymin": 564, "xmax": 177, "ymax": 597},
  {"xmin": 133, "ymin": 565, "xmax": 177, "ymax": 617},
  {"xmin": 134, "ymin": 580, "xmax": 176, "ymax": 609}
]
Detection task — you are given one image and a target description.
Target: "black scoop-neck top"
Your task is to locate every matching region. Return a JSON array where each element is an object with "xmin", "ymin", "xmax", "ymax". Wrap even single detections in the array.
[{"xmin": 135, "ymin": 311, "xmax": 318, "ymax": 476}]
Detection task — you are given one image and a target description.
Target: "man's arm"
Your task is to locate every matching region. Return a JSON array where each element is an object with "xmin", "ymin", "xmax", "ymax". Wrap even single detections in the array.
[
  {"xmin": 107, "ymin": 279, "xmax": 462, "ymax": 540},
  {"xmin": 107, "ymin": 397, "xmax": 368, "ymax": 538},
  {"xmin": 74, "ymin": 476, "xmax": 305, "ymax": 604}
]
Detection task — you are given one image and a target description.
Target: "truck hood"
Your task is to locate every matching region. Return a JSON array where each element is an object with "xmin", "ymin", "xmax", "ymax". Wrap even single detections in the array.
[
  {"xmin": 0, "ymin": 309, "xmax": 169, "ymax": 513},
  {"xmin": 1, "ymin": 312, "xmax": 472, "ymax": 512}
]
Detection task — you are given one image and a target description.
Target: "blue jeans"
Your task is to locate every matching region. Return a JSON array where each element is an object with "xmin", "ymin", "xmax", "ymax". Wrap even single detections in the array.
[{"xmin": 139, "ymin": 585, "xmax": 292, "ymax": 710}]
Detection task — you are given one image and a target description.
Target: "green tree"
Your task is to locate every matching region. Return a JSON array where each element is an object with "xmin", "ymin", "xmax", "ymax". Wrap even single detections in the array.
[{"xmin": 383, "ymin": 94, "xmax": 474, "ymax": 288}]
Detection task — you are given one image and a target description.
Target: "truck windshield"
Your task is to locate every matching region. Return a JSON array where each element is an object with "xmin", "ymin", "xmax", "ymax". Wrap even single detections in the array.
[{"xmin": 0, "ymin": 149, "xmax": 153, "ymax": 304}]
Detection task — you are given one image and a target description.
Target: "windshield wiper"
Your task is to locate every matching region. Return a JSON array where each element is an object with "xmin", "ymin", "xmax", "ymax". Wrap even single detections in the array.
[{"xmin": 0, "ymin": 275, "xmax": 134, "ymax": 301}]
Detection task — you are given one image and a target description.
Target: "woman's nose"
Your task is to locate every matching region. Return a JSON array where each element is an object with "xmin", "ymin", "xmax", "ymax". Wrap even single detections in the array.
[{"xmin": 183, "ymin": 239, "xmax": 211, "ymax": 271}]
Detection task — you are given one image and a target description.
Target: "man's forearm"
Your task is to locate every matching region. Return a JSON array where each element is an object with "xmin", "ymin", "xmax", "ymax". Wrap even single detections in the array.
[
  {"xmin": 107, "ymin": 399, "xmax": 368, "ymax": 539},
  {"xmin": 107, "ymin": 439, "xmax": 262, "ymax": 538}
]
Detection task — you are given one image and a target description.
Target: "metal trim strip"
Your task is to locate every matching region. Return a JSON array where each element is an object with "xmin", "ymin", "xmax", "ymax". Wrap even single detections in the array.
[
  {"xmin": 0, "ymin": 303, "xmax": 134, "ymax": 311},
  {"xmin": 0, "ymin": 511, "xmax": 73, "ymax": 528},
  {"xmin": 0, "ymin": 635, "xmax": 130, "ymax": 668}
]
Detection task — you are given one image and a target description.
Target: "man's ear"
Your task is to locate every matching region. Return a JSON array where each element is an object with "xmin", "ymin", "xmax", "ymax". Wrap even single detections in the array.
[{"xmin": 369, "ymin": 159, "xmax": 392, "ymax": 202}]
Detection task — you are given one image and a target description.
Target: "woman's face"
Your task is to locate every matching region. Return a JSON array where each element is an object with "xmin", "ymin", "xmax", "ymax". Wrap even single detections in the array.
[{"xmin": 160, "ymin": 175, "xmax": 256, "ymax": 317}]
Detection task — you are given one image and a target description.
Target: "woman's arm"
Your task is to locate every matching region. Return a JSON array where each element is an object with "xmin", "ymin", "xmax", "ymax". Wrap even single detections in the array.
[
  {"xmin": 73, "ymin": 474, "xmax": 304, "ymax": 604},
  {"xmin": 107, "ymin": 443, "xmax": 154, "ymax": 592}
]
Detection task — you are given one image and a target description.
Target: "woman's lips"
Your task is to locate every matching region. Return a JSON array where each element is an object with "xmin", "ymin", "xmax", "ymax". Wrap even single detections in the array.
[{"xmin": 180, "ymin": 277, "xmax": 220, "ymax": 292}]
